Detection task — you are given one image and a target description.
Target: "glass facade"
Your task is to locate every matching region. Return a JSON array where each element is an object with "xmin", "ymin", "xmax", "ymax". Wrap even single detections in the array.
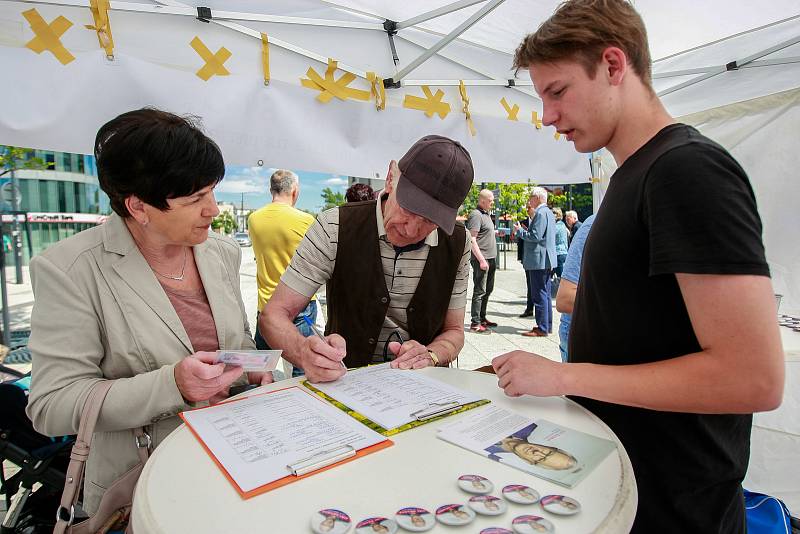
[{"xmin": 2, "ymin": 150, "xmax": 108, "ymax": 263}]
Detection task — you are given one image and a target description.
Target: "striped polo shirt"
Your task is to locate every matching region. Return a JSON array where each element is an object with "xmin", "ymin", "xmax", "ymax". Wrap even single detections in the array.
[{"xmin": 281, "ymin": 199, "xmax": 471, "ymax": 362}]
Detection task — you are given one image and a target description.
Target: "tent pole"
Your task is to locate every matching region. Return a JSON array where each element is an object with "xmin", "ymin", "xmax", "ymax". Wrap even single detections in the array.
[
  {"xmin": 659, "ymin": 33, "xmax": 800, "ymax": 98},
  {"xmin": 396, "ymin": 0, "xmax": 489, "ymax": 30},
  {"xmin": 388, "ymin": 0, "xmax": 506, "ymax": 85},
  {"xmin": 15, "ymin": 0, "xmax": 384, "ymax": 30}
]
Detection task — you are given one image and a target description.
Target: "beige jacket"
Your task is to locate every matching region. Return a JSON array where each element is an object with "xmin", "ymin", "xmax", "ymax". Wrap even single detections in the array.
[{"xmin": 26, "ymin": 214, "xmax": 256, "ymax": 513}]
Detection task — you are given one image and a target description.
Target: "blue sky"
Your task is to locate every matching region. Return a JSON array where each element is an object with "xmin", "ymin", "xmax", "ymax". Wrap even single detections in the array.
[{"xmin": 215, "ymin": 165, "xmax": 348, "ymax": 213}]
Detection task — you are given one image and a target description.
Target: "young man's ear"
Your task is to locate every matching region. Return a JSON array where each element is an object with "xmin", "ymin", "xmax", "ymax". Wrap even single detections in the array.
[{"xmin": 601, "ymin": 46, "xmax": 628, "ymax": 86}]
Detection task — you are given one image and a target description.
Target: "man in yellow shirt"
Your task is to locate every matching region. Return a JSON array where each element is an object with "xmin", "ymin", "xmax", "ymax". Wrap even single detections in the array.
[{"xmin": 248, "ymin": 169, "xmax": 316, "ymax": 375}]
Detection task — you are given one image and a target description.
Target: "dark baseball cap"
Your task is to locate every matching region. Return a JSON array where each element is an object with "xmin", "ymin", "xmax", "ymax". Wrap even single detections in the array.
[{"xmin": 395, "ymin": 135, "xmax": 474, "ymax": 235}]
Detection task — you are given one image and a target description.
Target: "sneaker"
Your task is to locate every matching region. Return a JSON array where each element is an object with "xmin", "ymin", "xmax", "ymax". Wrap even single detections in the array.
[
  {"xmin": 481, "ymin": 319, "xmax": 498, "ymax": 328},
  {"xmin": 521, "ymin": 327, "xmax": 548, "ymax": 337},
  {"xmin": 469, "ymin": 323, "xmax": 491, "ymax": 333},
  {"xmin": 518, "ymin": 310, "xmax": 533, "ymax": 318}
]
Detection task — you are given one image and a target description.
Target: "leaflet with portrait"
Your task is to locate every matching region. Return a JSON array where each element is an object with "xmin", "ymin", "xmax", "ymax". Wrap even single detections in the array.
[{"xmin": 436, "ymin": 405, "xmax": 616, "ymax": 488}]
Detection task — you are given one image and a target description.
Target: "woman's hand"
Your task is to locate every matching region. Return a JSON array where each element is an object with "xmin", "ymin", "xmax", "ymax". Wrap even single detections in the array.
[
  {"xmin": 247, "ymin": 371, "xmax": 275, "ymax": 386},
  {"xmin": 174, "ymin": 351, "xmax": 243, "ymax": 402}
]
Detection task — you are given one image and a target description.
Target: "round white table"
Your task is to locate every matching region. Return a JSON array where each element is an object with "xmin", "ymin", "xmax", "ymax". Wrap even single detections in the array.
[{"xmin": 131, "ymin": 368, "xmax": 637, "ymax": 533}]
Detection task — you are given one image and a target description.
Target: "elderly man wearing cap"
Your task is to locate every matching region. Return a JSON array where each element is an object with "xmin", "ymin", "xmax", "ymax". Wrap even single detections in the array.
[{"xmin": 261, "ymin": 136, "xmax": 474, "ymax": 382}]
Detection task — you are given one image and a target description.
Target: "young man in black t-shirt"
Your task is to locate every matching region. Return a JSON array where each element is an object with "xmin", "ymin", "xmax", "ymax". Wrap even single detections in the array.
[{"xmin": 493, "ymin": 1, "xmax": 785, "ymax": 532}]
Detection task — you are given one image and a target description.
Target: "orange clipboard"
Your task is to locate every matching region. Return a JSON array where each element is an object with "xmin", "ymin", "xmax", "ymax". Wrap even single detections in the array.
[{"xmin": 179, "ymin": 386, "xmax": 393, "ymax": 499}]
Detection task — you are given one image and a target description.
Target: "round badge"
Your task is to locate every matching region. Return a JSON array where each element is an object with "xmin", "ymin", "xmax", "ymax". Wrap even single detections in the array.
[
  {"xmin": 435, "ymin": 504, "xmax": 476, "ymax": 526},
  {"xmin": 512, "ymin": 514, "xmax": 555, "ymax": 533},
  {"xmin": 480, "ymin": 529, "xmax": 513, "ymax": 534},
  {"xmin": 457, "ymin": 474, "xmax": 494, "ymax": 494},
  {"xmin": 540, "ymin": 495, "xmax": 581, "ymax": 516},
  {"xmin": 311, "ymin": 509, "xmax": 352, "ymax": 534},
  {"xmin": 468, "ymin": 495, "xmax": 508, "ymax": 516},
  {"xmin": 355, "ymin": 517, "xmax": 397, "ymax": 534},
  {"xmin": 394, "ymin": 507, "xmax": 434, "ymax": 532},
  {"xmin": 502, "ymin": 484, "xmax": 541, "ymax": 504}
]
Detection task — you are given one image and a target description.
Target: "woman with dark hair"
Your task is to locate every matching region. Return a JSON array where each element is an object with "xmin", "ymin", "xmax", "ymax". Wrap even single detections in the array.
[
  {"xmin": 25, "ymin": 108, "xmax": 271, "ymax": 515},
  {"xmin": 345, "ymin": 182, "xmax": 375, "ymax": 203}
]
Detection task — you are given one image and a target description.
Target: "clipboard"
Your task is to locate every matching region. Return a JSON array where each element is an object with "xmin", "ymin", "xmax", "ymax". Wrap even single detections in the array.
[
  {"xmin": 303, "ymin": 381, "xmax": 490, "ymax": 436},
  {"xmin": 180, "ymin": 386, "xmax": 392, "ymax": 499}
]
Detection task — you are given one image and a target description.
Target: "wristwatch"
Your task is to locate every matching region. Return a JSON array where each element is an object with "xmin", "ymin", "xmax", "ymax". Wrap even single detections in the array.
[{"xmin": 427, "ymin": 350, "xmax": 440, "ymax": 367}]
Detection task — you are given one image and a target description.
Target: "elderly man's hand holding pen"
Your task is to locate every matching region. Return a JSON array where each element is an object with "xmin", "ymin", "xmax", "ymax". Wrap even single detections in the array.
[{"xmin": 301, "ymin": 315, "xmax": 347, "ymax": 383}]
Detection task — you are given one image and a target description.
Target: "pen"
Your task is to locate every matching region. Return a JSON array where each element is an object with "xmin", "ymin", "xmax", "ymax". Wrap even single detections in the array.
[{"xmin": 303, "ymin": 315, "xmax": 347, "ymax": 370}]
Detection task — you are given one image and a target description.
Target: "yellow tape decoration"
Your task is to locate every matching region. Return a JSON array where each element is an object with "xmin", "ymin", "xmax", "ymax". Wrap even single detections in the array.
[
  {"xmin": 190, "ymin": 36, "xmax": 231, "ymax": 81},
  {"xmin": 85, "ymin": 0, "xmax": 114, "ymax": 58},
  {"xmin": 458, "ymin": 81, "xmax": 476, "ymax": 136},
  {"xmin": 260, "ymin": 33, "xmax": 270, "ymax": 86},
  {"xmin": 553, "ymin": 130, "xmax": 562, "ymax": 140},
  {"xmin": 301, "ymin": 59, "xmax": 371, "ymax": 103},
  {"xmin": 500, "ymin": 97, "xmax": 520, "ymax": 121},
  {"xmin": 531, "ymin": 111, "xmax": 543, "ymax": 129},
  {"xmin": 403, "ymin": 86, "xmax": 450, "ymax": 119},
  {"xmin": 366, "ymin": 72, "xmax": 386, "ymax": 110},
  {"xmin": 23, "ymin": 8, "xmax": 75, "ymax": 65}
]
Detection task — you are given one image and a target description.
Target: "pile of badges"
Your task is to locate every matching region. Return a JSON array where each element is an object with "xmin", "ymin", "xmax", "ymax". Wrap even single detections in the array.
[
  {"xmin": 778, "ymin": 315, "xmax": 800, "ymax": 332},
  {"xmin": 456, "ymin": 474, "xmax": 582, "ymax": 533},
  {"xmin": 309, "ymin": 475, "xmax": 583, "ymax": 533}
]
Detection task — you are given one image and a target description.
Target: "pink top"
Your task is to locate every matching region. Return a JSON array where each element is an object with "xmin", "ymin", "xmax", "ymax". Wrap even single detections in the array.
[{"xmin": 160, "ymin": 283, "xmax": 219, "ymax": 352}]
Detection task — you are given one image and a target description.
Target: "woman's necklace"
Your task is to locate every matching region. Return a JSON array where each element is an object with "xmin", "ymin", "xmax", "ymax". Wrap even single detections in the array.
[{"xmin": 152, "ymin": 247, "xmax": 188, "ymax": 281}]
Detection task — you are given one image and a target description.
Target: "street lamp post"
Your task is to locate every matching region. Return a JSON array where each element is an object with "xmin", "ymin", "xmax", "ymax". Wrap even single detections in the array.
[{"xmin": 9, "ymin": 167, "xmax": 23, "ymax": 284}]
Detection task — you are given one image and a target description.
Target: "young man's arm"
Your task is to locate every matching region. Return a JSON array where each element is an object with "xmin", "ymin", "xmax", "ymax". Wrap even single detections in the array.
[{"xmin": 494, "ymin": 273, "xmax": 784, "ymax": 413}]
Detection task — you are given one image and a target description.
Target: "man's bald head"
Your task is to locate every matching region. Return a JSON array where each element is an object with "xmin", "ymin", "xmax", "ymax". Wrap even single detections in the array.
[{"xmin": 478, "ymin": 189, "xmax": 494, "ymax": 210}]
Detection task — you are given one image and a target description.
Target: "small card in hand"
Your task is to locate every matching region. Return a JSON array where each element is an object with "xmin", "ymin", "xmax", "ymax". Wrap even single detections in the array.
[{"xmin": 215, "ymin": 350, "xmax": 282, "ymax": 372}]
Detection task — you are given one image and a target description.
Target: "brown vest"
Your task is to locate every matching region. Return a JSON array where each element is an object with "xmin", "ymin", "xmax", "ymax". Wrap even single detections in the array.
[{"xmin": 326, "ymin": 200, "xmax": 466, "ymax": 367}]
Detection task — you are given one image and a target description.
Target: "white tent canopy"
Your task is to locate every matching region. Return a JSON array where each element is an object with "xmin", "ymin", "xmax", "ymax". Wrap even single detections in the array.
[{"xmin": 1, "ymin": 0, "xmax": 798, "ymax": 184}]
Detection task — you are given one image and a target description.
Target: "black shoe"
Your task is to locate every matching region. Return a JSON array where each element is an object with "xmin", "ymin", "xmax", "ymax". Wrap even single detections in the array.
[
  {"xmin": 518, "ymin": 311, "xmax": 533, "ymax": 318},
  {"xmin": 481, "ymin": 319, "xmax": 498, "ymax": 328}
]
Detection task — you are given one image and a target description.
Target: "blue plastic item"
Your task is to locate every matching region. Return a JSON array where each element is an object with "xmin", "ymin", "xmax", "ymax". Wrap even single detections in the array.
[{"xmin": 744, "ymin": 489, "xmax": 793, "ymax": 534}]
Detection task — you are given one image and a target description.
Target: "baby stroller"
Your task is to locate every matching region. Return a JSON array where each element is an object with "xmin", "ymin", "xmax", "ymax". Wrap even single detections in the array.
[{"xmin": 0, "ymin": 365, "xmax": 75, "ymax": 534}]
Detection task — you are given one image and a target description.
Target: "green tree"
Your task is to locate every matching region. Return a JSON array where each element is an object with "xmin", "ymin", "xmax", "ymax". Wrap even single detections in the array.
[
  {"xmin": 211, "ymin": 210, "xmax": 236, "ymax": 235},
  {"xmin": 461, "ymin": 182, "xmax": 532, "ymax": 221},
  {"xmin": 0, "ymin": 146, "xmax": 51, "ymax": 179},
  {"xmin": 320, "ymin": 187, "xmax": 345, "ymax": 210}
]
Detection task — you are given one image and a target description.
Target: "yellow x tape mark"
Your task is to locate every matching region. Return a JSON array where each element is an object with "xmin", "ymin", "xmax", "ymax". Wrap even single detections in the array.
[
  {"xmin": 531, "ymin": 111, "xmax": 543, "ymax": 129},
  {"xmin": 403, "ymin": 86, "xmax": 450, "ymax": 119},
  {"xmin": 459, "ymin": 81, "xmax": 476, "ymax": 136},
  {"xmin": 23, "ymin": 8, "xmax": 75, "ymax": 65},
  {"xmin": 553, "ymin": 130, "xmax": 562, "ymax": 141},
  {"xmin": 301, "ymin": 59, "xmax": 370, "ymax": 103},
  {"xmin": 500, "ymin": 97, "xmax": 520, "ymax": 121},
  {"xmin": 191, "ymin": 36, "xmax": 231, "ymax": 81},
  {"xmin": 85, "ymin": 0, "xmax": 114, "ymax": 58}
]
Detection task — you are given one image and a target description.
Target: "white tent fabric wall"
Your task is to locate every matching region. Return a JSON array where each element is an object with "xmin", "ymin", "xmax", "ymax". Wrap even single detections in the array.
[{"xmin": 680, "ymin": 88, "xmax": 800, "ymax": 314}]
